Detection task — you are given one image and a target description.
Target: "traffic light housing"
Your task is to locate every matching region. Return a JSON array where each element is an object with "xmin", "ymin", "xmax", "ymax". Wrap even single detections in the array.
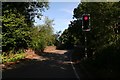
[{"xmin": 82, "ymin": 14, "xmax": 90, "ymax": 31}]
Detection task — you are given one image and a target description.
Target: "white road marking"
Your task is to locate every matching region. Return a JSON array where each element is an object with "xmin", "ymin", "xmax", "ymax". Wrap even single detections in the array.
[{"xmin": 70, "ymin": 57, "xmax": 80, "ymax": 80}]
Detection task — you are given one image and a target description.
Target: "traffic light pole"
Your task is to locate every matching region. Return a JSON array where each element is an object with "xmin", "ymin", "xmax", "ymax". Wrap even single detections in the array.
[
  {"xmin": 81, "ymin": 14, "xmax": 90, "ymax": 59},
  {"xmin": 84, "ymin": 32, "xmax": 87, "ymax": 59}
]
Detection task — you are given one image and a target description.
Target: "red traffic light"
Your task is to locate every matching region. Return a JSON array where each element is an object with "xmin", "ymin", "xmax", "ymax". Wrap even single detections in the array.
[
  {"xmin": 84, "ymin": 16, "xmax": 88, "ymax": 20},
  {"xmin": 82, "ymin": 14, "xmax": 90, "ymax": 31}
]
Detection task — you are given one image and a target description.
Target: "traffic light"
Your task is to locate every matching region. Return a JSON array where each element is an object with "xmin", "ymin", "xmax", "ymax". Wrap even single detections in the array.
[{"xmin": 82, "ymin": 14, "xmax": 90, "ymax": 31}]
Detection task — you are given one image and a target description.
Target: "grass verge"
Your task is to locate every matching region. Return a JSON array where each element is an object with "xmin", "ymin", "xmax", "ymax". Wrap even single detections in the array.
[{"xmin": 1, "ymin": 52, "xmax": 25, "ymax": 64}]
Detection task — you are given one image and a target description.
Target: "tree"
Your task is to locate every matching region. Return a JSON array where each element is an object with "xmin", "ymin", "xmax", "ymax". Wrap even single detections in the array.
[
  {"xmin": 60, "ymin": 2, "xmax": 120, "ymax": 53},
  {"xmin": 2, "ymin": 2, "xmax": 49, "ymax": 26},
  {"xmin": 2, "ymin": 2, "xmax": 49, "ymax": 52},
  {"xmin": 74, "ymin": 2, "xmax": 120, "ymax": 53},
  {"xmin": 30, "ymin": 17, "xmax": 55, "ymax": 51},
  {"xmin": 66, "ymin": 2, "xmax": 120, "ymax": 77},
  {"xmin": 59, "ymin": 19, "xmax": 84, "ymax": 49}
]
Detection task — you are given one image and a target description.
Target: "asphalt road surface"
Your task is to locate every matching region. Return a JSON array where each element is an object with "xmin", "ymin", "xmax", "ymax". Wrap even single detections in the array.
[{"xmin": 2, "ymin": 50, "xmax": 81, "ymax": 80}]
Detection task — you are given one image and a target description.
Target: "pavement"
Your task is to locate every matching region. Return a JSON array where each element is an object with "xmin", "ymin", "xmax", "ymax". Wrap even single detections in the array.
[{"xmin": 2, "ymin": 50, "xmax": 79, "ymax": 80}]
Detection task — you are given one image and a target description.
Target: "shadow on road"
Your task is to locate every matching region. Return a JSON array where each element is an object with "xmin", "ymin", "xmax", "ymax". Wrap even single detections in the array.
[{"xmin": 2, "ymin": 50, "xmax": 78, "ymax": 80}]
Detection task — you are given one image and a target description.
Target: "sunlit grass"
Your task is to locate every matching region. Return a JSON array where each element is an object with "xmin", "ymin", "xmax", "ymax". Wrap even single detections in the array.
[{"xmin": 1, "ymin": 52, "xmax": 25, "ymax": 64}]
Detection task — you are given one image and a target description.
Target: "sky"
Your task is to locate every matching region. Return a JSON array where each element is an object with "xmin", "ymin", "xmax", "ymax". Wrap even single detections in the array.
[{"xmin": 34, "ymin": 2, "xmax": 80, "ymax": 34}]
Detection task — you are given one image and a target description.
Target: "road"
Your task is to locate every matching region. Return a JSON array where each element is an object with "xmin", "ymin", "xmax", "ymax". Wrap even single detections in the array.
[{"xmin": 2, "ymin": 50, "xmax": 81, "ymax": 80}]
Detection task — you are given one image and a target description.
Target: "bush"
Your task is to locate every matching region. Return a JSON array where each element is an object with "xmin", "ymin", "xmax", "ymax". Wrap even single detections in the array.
[
  {"xmin": 30, "ymin": 18, "xmax": 55, "ymax": 52},
  {"xmin": 81, "ymin": 44, "xmax": 120, "ymax": 78},
  {"xmin": 1, "ymin": 52, "xmax": 25, "ymax": 64}
]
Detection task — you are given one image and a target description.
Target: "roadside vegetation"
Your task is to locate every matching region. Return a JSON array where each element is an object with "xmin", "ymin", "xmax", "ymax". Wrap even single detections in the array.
[
  {"xmin": 1, "ymin": 1, "xmax": 120, "ymax": 78},
  {"xmin": 59, "ymin": 2, "xmax": 120, "ymax": 78},
  {"xmin": 1, "ymin": 2, "xmax": 56, "ymax": 64},
  {"xmin": 1, "ymin": 52, "xmax": 25, "ymax": 64}
]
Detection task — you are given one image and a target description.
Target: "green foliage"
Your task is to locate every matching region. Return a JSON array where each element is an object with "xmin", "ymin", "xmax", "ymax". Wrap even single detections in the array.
[
  {"xmin": 2, "ymin": 2, "xmax": 49, "ymax": 53},
  {"xmin": 72, "ymin": 2, "xmax": 120, "ymax": 52},
  {"xmin": 60, "ymin": 2, "xmax": 120, "ymax": 52},
  {"xmin": 2, "ymin": 8, "xmax": 31, "ymax": 52},
  {"xmin": 60, "ymin": 2, "xmax": 120, "ymax": 77},
  {"xmin": 59, "ymin": 19, "xmax": 83, "ymax": 49},
  {"xmin": 1, "ymin": 2, "xmax": 55, "ymax": 63},
  {"xmin": 1, "ymin": 52, "xmax": 25, "ymax": 64},
  {"xmin": 81, "ymin": 44, "xmax": 120, "ymax": 78},
  {"xmin": 2, "ymin": 2, "xmax": 49, "ymax": 26},
  {"xmin": 30, "ymin": 17, "xmax": 55, "ymax": 51}
]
